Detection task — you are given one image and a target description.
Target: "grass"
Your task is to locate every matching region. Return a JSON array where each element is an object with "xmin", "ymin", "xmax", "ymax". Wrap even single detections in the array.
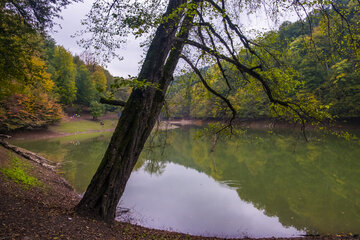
[
  {"xmin": 0, "ymin": 154, "xmax": 42, "ymax": 188},
  {"xmin": 50, "ymin": 119, "xmax": 118, "ymax": 133},
  {"xmin": 48, "ymin": 131, "xmax": 113, "ymax": 143}
]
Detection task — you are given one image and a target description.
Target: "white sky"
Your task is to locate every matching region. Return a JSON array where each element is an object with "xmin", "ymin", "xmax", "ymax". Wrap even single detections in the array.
[{"xmin": 51, "ymin": 1, "xmax": 143, "ymax": 77}]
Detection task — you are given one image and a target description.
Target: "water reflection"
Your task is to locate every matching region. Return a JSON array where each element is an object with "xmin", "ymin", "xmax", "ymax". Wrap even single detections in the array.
[
  {"xmin": 118, "ymin": 162, "xmax": 302, "ymax": 238},
  {"xmin": 12, "ymin": 132, "xmax": 112, "ymax": 191},
  {"xmin": 11, "ymin": 127, "xmax": 360, "ymax": 237},
  {"xmin": 141, "ymin": 128, "xmax": 360, "ymax": 236}
]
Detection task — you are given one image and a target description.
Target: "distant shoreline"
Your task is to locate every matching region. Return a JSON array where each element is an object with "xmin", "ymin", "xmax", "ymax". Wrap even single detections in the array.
[{"xmin": 7, "ymin": 115, "xmax": 360, "ymax": 141}]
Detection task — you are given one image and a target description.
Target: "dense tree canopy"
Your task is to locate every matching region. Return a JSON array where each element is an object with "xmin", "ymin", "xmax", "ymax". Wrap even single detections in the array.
[
  {"xmin": 75, "ymin": 64, "xmax": 95, "ymax": 106},
  {"xmin": 0, "ymin": 0, "xmax": 80, "ymax": 88},
  {"xmin": 0, "ymin": 0, "xmax": 118, "ymax": 131},
  {"xmin": 166, "ymin": 2, "xmax": 360, "ymax": 119},
  {"xmin": 49, "ymin": 46, "xmax": 77, "ymax": 104}
]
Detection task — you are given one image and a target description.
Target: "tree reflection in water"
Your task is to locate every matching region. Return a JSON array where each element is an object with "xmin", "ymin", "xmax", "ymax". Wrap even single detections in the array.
[{"xmin": 12, "ymin": 127, "xmax": 360, "ymax": 235}]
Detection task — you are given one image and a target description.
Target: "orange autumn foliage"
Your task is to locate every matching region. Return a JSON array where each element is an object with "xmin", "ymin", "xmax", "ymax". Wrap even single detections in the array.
[{"xmin": 0, "ymin": 91, "xmax": 63, "ymax": 132}]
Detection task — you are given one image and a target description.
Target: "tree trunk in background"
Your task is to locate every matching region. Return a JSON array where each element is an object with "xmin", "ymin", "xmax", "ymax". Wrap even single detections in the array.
[{"xmin": 75, "ymin": 0, "xmax": 194, "ymax": 222}]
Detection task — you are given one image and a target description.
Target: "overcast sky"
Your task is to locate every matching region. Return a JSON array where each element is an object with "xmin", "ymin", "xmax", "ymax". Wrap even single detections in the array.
[
  {"xmin": 51, "ymin": 1, "xmax": 143, "ymax": 77},
  {"xmin": 51, "ymin": 1, "xmax": 298, "ymax": 77}
]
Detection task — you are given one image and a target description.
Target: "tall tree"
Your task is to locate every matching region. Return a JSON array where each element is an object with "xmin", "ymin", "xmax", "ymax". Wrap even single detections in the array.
[
  {"xmin": 76, "ymin": 0, "xmax": 194, "ymax": 221},
  {"xmin": 75, "ymin": 64, "xmax": 95, "ymax": 106},
  {"xmin": 50, "ymin": 46, "xmax": 77, "ymax": 104},
  {"xmin": 91, "ymin": 67, "xmax": 107, "ymax": 93},
  {"xmin": 0, "ymin": 0, "xmax": 79, "ymax": 87},
  {"xmin": 75, "ymin": 0, "xmax": 359, "ymax": 222}
]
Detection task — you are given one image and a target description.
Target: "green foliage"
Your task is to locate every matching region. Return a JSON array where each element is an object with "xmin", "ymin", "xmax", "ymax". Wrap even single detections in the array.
[
  {"xmin": 49, "ymin": 46, "xmax": 77, "ymax": 105},
  {"xmin": 327, "ymin": 59, "xmax": 360, "ymax": 116},
  {"xmin": 51, "ymin": 119, "xmax": 117, "ymax": 133},
  {"xmin": 90, "ymin": 101, "xmax": 105, "ymax": 120},
  {"xmin": 0, "ymin": 0, "xmax": 78, "ymax": 92},
  {"xmin": 75, "ymin": 64, "xmax": 96, "ymax": 106},
  {"xmin": 167, "ymin": 1, "xmax": 359, "ymax": 121},
  {"xmin": 111, "ymin": 77, "xmax": 160, "ymax": 90},
  {"xmin": 0, "ymin": 16, "xmax": 39, "ymax": 94},
  {"xmin": 0, "ymin": 154, "xmax": 42, "ymax": 188},
  {"xmin": 0, "ymin": 1, "xmax": 118, "ymax": 132},
  {"xmin": 91, "ymin": 68, "xmax": 107, "ymax": 93},
  {"xmin": 0, "ymin": 25, "xmax": 66, "ymax": 132}
]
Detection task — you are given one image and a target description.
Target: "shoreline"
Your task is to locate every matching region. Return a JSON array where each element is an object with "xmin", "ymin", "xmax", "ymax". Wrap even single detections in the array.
[
  {"xmin": 6, "ymin": 116, "xmax": 360, "ymax": 142},
  {"xmin": 0, "ymin": 143, "xmax": 226, "ymax": 240},
  {"xmin": 1, "ymin": 130, "xmax": 359, "ymax": 239},
  {"xmin": 8, "ymin": 120, "xmax": 180, "ymax": 141},
  {"xmin": 1, "ymin": 143, "xmax": 358, "ymax": 239}
]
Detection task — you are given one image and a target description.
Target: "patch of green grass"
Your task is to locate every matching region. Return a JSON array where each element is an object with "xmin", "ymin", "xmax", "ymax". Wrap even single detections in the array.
[
  {"xmin": 51, "ymin": 131, "xmax": 113, "ymax": 144},
  {"xmin": 50, "ymin": 119, "xmax": 117, "ymax": 133},
  {"xmin": 0, "ymin": 154, "xmax": 42, "ymax": 188}
]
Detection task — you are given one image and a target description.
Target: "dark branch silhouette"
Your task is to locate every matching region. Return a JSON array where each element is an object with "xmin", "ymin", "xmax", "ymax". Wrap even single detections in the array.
[{"xmin": 99, "ymin": 97, "xmax": 127, "ymax": 106}]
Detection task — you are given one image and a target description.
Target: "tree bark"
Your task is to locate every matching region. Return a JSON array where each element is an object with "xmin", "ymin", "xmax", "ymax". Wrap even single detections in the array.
[{"xmin": 75, "ymin": 0, "xmax": 195, "ymax": 222}]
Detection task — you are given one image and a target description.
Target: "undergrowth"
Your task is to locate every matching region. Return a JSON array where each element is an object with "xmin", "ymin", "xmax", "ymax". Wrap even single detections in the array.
[{"xmin": 0, "ymin": 154, "xmax": 42, "ymax": 188}]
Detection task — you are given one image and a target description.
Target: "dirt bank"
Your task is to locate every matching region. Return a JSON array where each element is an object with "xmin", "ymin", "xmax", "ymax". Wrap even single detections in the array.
[{"xmin": 0, "ymin": 145, "xmax": 224, "ymax": 240}]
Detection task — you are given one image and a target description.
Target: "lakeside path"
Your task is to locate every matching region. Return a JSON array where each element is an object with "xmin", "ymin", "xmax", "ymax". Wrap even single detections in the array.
[{"xmin": 9, "ymin": 118, "xmax": 179, "ymax": 141}]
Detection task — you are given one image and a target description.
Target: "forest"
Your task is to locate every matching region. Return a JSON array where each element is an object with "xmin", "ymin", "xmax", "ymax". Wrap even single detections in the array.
[
  {"xmin": 0, "ymin": 18, "xmax": 125, "ymax": 132},
  {"xmin": 1, "ymin": 0, "xmax": 359, "ymax": 132},
  {"xmin": 167, "ymin": 2, "xmax": 360, "ymax": 120}
]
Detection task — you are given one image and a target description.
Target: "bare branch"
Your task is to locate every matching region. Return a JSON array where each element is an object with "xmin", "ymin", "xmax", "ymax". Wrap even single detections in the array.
[
  {"xmin": 195, "ymin": 11, "xmax": 232, "ymax": 90},
  {"xmin": 205, "ymin": 0, "xmax": 262, "ymax": 61},
  {"xmin": 178, "ymin": 38, "xmax": 284, "ymax": 106},
  {"xmin": 220, "ymin": 0, "xmax": 235, "ymax": 55}
]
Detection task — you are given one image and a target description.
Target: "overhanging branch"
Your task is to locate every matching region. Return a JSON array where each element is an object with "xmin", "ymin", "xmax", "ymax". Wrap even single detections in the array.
[
  {"xmin": 176, "ymin": 37, "xmax": 292, "ymax": 107},
  {"xmin": 100, "ymin": 97, "xmax": 126, "ymax": 106},
  {"xmin": 180, "ymin": 55, "xmax": 237, "ymax": 121}
]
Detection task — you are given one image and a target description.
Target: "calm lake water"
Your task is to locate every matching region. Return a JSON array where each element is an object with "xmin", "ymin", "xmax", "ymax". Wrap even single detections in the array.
[{"xmin": 11, "ymin": 127, "xmax": 360, "ymax": 238}]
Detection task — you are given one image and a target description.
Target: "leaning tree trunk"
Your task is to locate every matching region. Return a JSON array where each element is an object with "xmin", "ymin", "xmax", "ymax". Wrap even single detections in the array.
[{"xmin": 75, "ymin": 0, "xmax": 195, "ymax": 222}]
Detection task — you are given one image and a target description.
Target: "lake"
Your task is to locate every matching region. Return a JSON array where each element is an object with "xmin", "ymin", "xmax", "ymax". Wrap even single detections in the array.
[{"xmin": 11, "ymin": 126, "xmax": 360, "ymax": 238}]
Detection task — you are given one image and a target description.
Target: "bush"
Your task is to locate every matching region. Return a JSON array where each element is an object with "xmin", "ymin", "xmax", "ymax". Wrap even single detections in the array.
[
  {"xmin": 90, "ymin": 101, "xmax": 105, "ymax": 120},
  {"xmin": 0, "ymin": 92, "xmax": 63, "ymax": 132}
]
